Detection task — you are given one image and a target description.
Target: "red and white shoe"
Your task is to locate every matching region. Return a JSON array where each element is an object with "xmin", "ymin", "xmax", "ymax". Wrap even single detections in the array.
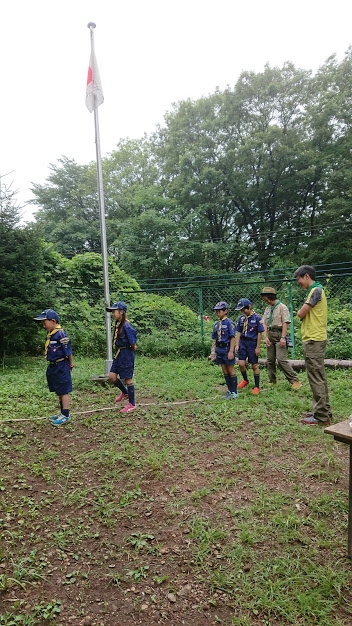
[
  {"xmin": 115, "ymin": 392, "xmax": 128, "ymax": 403},
  {"xmin": 120, "ymin": 403, "xmax": 137, "ymax": 414}
]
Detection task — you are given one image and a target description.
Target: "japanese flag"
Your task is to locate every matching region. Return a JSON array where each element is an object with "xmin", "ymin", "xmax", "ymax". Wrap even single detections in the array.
[{"xmin": 86, "ymin": 50, "xmax": 104, "ymax": 113}]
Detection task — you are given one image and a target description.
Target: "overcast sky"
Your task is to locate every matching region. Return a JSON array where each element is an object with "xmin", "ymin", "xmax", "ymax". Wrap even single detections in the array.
[{"xmin": 2, "ymin": 0, "xmax": 352, "ymax": 221}]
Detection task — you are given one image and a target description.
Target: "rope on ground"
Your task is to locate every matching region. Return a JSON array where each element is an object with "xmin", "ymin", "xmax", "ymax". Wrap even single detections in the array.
[{"xmin": 0, "ymin": 398, "xmax": 208, "ymax": 423}]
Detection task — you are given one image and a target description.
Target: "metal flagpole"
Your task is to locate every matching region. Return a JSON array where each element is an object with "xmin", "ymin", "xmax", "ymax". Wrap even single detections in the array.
[{"xmin": 87, "ymin": 22, "xmax": 112, "ymax": 375}]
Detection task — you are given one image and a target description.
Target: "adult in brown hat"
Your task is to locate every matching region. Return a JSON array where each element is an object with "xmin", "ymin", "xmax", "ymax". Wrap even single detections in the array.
[{"xmin": 261, "ymin": 287, "xmax": 301, "ymax": 389}]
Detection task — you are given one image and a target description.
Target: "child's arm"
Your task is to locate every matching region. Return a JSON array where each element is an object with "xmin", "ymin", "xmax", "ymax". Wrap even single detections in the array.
[
  {"xmin": 263, "ymin": 322, "xmax": 271, "ymax": 347},
  {"xmin": 228, "ymin": 336, "xmax": 235, "ymax": 359},
  {"xmin": 69, "ymin": 354, "xmax": 74, "ymax": 369},
  {"xmin": 255, "ymin": 332, "xmax": 262, "ymax": 356},
  {"xmin": 209, "ymin": 339, "xmax": 216, "ymax": 360},
  {"xmin": 235, "ymin": 331, "xmax": 240, "ymax": 352}
]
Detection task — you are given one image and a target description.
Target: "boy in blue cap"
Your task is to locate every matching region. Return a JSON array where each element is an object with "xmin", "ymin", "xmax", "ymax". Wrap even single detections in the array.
[
  {"xmin": 209, "ymin": 301, "xmax": 238, "ymax": 400},
  {"xmin": 106, "ymin": 301, "xmax": 138, "ymax": 414},
  {"xmin": 235, "ymin": 298, "xmax": 264, "ymax": 395},
  {"xmin": 33, "ymin": 309, "xmax": 74, "ymax": 426}
]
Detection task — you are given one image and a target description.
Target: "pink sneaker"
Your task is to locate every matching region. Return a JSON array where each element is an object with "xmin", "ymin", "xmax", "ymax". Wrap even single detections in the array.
[
  {"xmin": 115, "ymin": 392, "xmax": 128, "ymax": 403},
  {"xmin": 120, "ymin": 403, "xmax": 137, "ymax": 414}
]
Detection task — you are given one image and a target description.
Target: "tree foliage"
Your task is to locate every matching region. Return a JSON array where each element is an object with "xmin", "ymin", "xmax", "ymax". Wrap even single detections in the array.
[{"xmin": 30, "ymin": 51, "xmax": 352, "ymax": 277}]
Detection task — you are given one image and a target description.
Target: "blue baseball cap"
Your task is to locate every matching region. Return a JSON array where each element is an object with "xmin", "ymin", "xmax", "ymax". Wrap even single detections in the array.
[
  {"xmin": 235, "ymin": 298, "xmax": 251, "ymax": 310},
  {"xmin": 213, "ymin": 301, "xmax": 229, "ymax": 310},
  {"xmin": 106, "ymin": 301, "xmax": 127, "ymax": 312},
  {"xmin": 33, "ymin": 309, "xmax": 59, "ymax": 322}
]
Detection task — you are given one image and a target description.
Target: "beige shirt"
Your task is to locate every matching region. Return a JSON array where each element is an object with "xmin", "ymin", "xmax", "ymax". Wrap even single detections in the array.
[{"xmin": 263, "ymin": 302, "xmax": 291, "ymax": 329}]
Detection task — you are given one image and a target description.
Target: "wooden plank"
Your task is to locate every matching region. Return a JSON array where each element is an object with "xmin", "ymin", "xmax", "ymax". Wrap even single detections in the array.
[{"xmin": 324, "ymin": 420, "xmax": 352, "ymax": 444}]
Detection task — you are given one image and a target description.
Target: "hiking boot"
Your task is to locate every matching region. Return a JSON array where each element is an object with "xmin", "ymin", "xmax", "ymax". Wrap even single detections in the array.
[
  {"xmin": 115, "ymin": 392, "xmax": 128, "ymax": 403},
  {"xmin": 301, "ymin": 414, "xmax": 330, "ymax": 426},
  {"xmin": 120, "ymin": 403, "xmax": 137, "ymax": 414},
  {"xmin": 51, "ymin": 413, "xmax": 70, "ymax": 426},
  {"xmin": 224, "ymin": 392, "xmax": 239, "ymax": 400},
  {"xmin": 252, "ymin": 387, "xmax": 260, "ymax": 395},
  {"xmin": 238, "ymin": 380, "xmax": 249, "ymax": 389},
  {"xmin": 291, "ymin": 381, "xmax": 302, "ymax": 390}
]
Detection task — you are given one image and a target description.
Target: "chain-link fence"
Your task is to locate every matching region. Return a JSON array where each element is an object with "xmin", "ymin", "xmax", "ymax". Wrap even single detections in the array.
[{"xmin": 120, "ymin": 265, "xmax": 352, "ymax": 359}]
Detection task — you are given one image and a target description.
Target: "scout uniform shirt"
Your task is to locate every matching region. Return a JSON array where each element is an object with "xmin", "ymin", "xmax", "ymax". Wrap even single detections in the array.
[{"xmin": 263, "ymin": 301, "xmax": 291, "ymax": 331}]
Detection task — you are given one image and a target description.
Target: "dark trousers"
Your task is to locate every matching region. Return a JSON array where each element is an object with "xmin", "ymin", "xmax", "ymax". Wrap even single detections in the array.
[{"xmin": 303, "ymin": 340, "xmax": 331, "ymax": 422}]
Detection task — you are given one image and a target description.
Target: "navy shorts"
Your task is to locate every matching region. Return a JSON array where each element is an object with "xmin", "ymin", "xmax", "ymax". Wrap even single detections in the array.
[
  {"xmin": 238, "ymin": 339, "xmax": 258, "ymax": 364},
  {"xmin": 110, "ymin": 349, "xmax": 135, "ymax": 380},
  {"xmin": 46, "ymin": 360, "xmax": 72, "ymax": 396},
  {"xmin": 215, "ymin": 347, "xmax": 236, "ymax": 366}
]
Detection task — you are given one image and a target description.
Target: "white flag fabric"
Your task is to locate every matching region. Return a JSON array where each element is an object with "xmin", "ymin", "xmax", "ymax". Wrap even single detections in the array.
[{"xmin": 86, "ymin": 50, "xmax": 104, "ymax": 113}]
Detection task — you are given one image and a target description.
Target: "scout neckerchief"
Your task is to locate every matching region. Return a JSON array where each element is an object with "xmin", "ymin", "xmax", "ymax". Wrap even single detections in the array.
[
  {"xmin": 305, "ymin": 281, "xmax": 323, "ymax": 297},
  {"xmin": 217, "ymin": 315, "xmax": 227, "ymax": 342},
  {"xmin": 268, "ymin": 300, "xmax": 281, "ymax": 329},
  {"xmin": 243, "ymin": 314, "xmax": 249, "ymax": 336},
  {"xmin": 44, "ymin": 325, "xmax": 62, "ymax": 356}
]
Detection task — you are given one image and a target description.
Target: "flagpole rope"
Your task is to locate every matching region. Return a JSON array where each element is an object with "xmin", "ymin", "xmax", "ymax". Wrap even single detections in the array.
[{"xmin": 0, "ymin": 398, "xmax": 209, "ymax": 423}]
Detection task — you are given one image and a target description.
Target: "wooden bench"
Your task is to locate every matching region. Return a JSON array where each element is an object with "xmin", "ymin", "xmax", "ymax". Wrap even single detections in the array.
[{"xmin": 324, "ymin": 420, "xmax": 352, "ymax": 558}]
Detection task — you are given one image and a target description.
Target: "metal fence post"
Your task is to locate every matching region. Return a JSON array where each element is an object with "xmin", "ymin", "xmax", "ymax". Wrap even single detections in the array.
[{"xmin": 199, "ymin": 287, "xmax": 205, "ymax": 342}]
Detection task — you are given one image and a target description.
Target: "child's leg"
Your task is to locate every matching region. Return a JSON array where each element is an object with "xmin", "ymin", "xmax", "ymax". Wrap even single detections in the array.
[
  {"xmin": 125, "ymin": 377, "xmax": 136, "ymax": 406},
  {"xmin": 59, "ymin": 394, "xmax": 70, "ymax": 417},
  {"xmin": 114, "ymin": 376, "xmax": 128, "ymax": 394},
  {"xmin": 227, "ymin": 364, "xmax": 238, "ymax": 393},
  {"xmin": 238, "ymin": 360, "xmax": 248, "ymax": 381},
  {"xmin": 252, "ymin": 363, "xmax": 260, "ymax": 389},
  {"xmin": 221, "ymin": 365, "xmax": 231, "ymax": 391}
]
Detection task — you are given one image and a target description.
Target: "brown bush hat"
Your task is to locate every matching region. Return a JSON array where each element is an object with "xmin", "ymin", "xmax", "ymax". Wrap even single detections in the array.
[{"xmin": 261, "ymin": 286, "xmax": 277, "ymax": 296}]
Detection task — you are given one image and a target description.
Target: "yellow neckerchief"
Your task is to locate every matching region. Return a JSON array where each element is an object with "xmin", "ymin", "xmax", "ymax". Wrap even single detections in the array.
[
  {"xmin": 217, "ymin": 315, "xmax": 227, "ymax": 342},
  {"xmin": 44, "ymin": 325, "xmax": 62, "ymax": 355}
]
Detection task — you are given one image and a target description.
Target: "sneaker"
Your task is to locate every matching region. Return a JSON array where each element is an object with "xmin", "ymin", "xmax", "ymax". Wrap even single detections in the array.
[
  {"xmin": 222, "ymin": 390, "xmax": 232, "ymax": 399},
  {"xmin": 120, "ymin": 403, "xmax": 137, "ymax": 414},
  {"xmin": 49, "ymin": 414, "xmax": 61, "ymax": 422},
  {"xmin": 238, "ymin": 380, "xmax": 249, "ymax": 389},
  {"xmin": 252, "ymin": 387, "xmax": 260, "ymax": 395},
  {"xmin": 224, "ymin": 392, "xmax": 239, "ymax": 400},
  {"xmin": 267, "ymin": 382, "xmax": 276, "ymax": 386},
  {"xmin": 115, "ymin": 392, "xmax": 128, "ymax": 403},
  {"xmin": 291, "ymin": 381, "xmax": 302, "ymax": 390},
  {"xmin": 51, "ymin": 413, "xmax": 70, "ymax": 426},
  {"xmin": 301, "ymin": 414, "xmax": 330, "ymax": 426}
]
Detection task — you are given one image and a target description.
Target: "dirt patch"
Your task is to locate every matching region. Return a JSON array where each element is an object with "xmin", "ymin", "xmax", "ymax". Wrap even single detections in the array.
[{"xmin": 1, "ymin": 393, "xmax": 352, "ymax": 625}]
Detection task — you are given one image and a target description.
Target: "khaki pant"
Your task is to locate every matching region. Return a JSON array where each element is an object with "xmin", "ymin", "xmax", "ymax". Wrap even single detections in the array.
[
  {"xmin": 267, "ymin": 329, "xmax": 298, "ymax": 385},
  {"xmin": 303, "ymin": 340, "xmax": 331, "ymax": 422}
]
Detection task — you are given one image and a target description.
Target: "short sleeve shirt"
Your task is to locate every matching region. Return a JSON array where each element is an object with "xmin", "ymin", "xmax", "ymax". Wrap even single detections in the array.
[
  {"xmin": 114, "ymin": 321, "xmax": 137, "ymax": 348},
  {"xmin": 262, "ymin": 302, "xmax": 291, "ymax": 329},
  {"xmin": 212, "ymin": 318, "xmax": 236, "ymax": 344},
  {"xmin": 236, "ymin": 312, "xmax": 264, "ymax": 339},
  {"xmin": 46, "ymin": 328, "xmax": 72, "ymax": 361}
]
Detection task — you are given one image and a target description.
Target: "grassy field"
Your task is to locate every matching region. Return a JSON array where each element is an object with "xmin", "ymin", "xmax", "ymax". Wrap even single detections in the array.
[{"xmin": 1, "ymin": 355, "xmax": 352, "ymax": 626}]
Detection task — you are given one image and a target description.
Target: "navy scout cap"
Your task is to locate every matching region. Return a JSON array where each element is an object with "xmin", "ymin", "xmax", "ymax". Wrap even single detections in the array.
[
  {"xmin": 106, "ymin": 301, "xmax": 127, "ymax": 312},
  {"xmin": 33, "ymin": 309, "xmax": 59, "ymax": 322},
  {"xmin": 235, "ymin": 298, "xmax": 251, "ymax": 310},
  {"xmin": 213, "ymin": 301, "xmax": 229, "ymax": 310}
]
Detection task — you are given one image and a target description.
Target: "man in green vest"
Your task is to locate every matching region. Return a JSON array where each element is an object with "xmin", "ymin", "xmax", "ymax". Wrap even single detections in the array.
[{"xmin": 294, "ymin": 265, "xmax": 332, "ymax": 425}]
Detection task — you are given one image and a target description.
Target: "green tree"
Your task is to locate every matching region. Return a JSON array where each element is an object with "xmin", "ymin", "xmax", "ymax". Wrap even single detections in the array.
[{"xmin": 0, "ymin": 184, "xmax": 46, "ymax": 355}]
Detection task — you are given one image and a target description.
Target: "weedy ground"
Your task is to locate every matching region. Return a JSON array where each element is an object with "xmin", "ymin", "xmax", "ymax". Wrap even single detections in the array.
[{"xmin": 1, "ymin": 356, "xmax": 352, "ymax": 625}]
